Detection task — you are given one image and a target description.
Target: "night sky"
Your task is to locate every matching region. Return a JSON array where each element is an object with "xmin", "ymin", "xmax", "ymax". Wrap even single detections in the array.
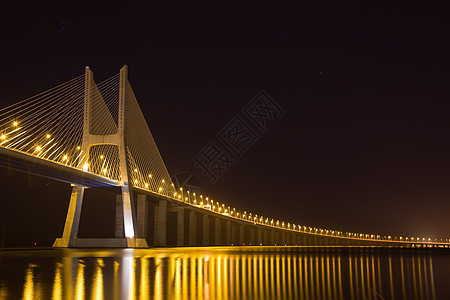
[{"xmin": 1, "ymin": 1, "xmax": 450, "ymax": 246}]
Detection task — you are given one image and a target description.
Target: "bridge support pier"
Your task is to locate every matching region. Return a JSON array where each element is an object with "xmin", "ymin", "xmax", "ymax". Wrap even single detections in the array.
[
  {"xmin": 136, "ymin": 195, "xmax": 147, "ymax": 239},
  {"xmin": 154, "ymin": 200, "xmax": 167, "ymax": 246},
  {"xmin": 257, "ymin": 229, "xmax": 262, "ymax": 245},
  {"xmin": 250, "ymin": 228, "xmax": 255, "ymax": 245},
  {"xmin": 177, "ymin": 207, "xmax": 184, "ymax": 246},
  {"xmin": 54, "ymin": 185, "xmax": 149, "ymax": 248},
  {"xmin": 215, "ymin": 218, "xmax": 222, "ymax": 245},
  {"xmin": 115, "ymin": 195, "xmax": 124, "ymax": 238},
  {"xmin": 231, "ymin": 223, "xmax": 236, "ymax": 245},
  {"xmin": 202, "ymin": 215, "xmax": 209, "ymax": 245},
  {"xmin": 226, "ymin": 220, "xmax": 231, "ymax": 245},
  {"xmin": 189, "ymin": 211, "xmax": 197, "ymax": 246},
  {"xmin": 53, "ymin": 185, "xmax": 85, "ymax": 247},
  {"xmin": 270, "ymin": 230, "xmax": 275, "ymax": 245},
  {"xmin": 239, "ymin": 225, "xmax": 244, "ymax": 245}
]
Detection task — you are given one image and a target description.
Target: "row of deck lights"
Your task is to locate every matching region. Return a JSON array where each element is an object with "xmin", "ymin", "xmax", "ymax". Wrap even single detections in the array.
[
  {"xmin": 168, "ymin": 187, "xmax": 449, "ymax": 244},
  {"xmin": 2, "ymin": 121, "xmax": 449, "ymax": 245}
]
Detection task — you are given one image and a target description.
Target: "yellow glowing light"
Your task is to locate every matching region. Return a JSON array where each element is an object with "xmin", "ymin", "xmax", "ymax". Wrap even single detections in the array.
[
  {"xmin": 36, "ymin": 146, "xmax": 42, "ymax": 151},
  {"xmin": 145, "ymin": 183, "xmax": 149, "ymax": 188},
  {"xmin": 103, "ymin": 169, "xmax": 107, "ymax": 174},
  {"xmin": 1, "ymin": 135, "xmax": 6, "ymax": 139},
  {"xmin": 77, "ymin": 146, "xmax": 81, "ymax": 150},
  {"xmin": 83, "ymin": 163, "xmax": 89, "ymax": 172},
  {"xmin": 149, "ymin": 174, "xmax": 152, "ymax": 178},
  {"xmin": 134, "ymin": 179, "xmax": 138, "ymax": 184},
  {"xmin": 100, "ymin": 155, "xmax": 104, "ymax": 159},
  {"xmin": 46, "ymin": 134, "xmax": 51, "ymax": 138},
  {"xmin": 63, "ymin": 155, "xmax": 68, "ymax": 160},
  {"xmin": 134, "ymin": 168, "xmax": 138, "ymax": 172},
  {"xmin": 162, "ymin": 179, "xmax": 165, "ymax": 183},
  {"xmin": 13, "ymin": 121, "xmax": 18, "ymax": 126},
  {"xmin": 158, "ymin": 187, "xmax": 163, "ymax": 192}
]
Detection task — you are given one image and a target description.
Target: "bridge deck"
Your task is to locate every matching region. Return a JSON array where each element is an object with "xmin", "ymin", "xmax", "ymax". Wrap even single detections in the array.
[{"xmin": 0, "ymin": 147, "xmax": 119, "ymax": 188}]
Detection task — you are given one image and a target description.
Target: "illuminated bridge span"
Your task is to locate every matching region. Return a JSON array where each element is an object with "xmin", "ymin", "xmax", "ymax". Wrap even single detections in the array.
[{"xmin": 0, "ymin": 66, "xmax": 447, "ymax": 248}]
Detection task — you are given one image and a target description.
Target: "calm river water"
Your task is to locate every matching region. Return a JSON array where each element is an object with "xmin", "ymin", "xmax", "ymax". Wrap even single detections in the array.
[{"xmin": 0, "ymin": 246, "xmax": 449, "ymax": 299}]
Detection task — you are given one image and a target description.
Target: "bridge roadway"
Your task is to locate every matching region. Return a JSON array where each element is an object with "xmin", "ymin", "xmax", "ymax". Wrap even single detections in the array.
[{"xmin": 1, "ymin": 146, "xmax": 448, "ymax": 248}]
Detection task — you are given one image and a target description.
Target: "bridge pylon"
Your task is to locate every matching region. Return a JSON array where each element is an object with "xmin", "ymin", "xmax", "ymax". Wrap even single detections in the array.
[{"xmin": 53, "ymin": 65, "xmax": 148, "ymax": 248}]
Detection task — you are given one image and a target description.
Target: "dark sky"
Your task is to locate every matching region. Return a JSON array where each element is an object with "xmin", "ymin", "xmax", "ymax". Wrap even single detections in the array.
[{"xmin": 1, "ymin": 1, "xmax": 450, "ymax": 246}]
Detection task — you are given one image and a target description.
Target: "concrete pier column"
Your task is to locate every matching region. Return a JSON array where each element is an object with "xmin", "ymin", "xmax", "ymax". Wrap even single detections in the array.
[
  {"xmin": 270, "ymin": 230, "xmax": 275, "ymax": 245},
  {"xmin": 250, "ymin": 228, "xmax": 255, "ymax": 245},
  {"xmin": 281, "ymin": 231, "xmax": 286, "ymax": 245},
  {"xmin": 263, "ymin": 230, "xmax": 268, "ymax": 245},
  {"xmin": 257, "ymin": 229, "xmax": 262, "ymax": 245},
  {"xmin": 226, "ymin": 220, "xmax": 231, "ymax": 245},
  {"xmin": 215, "ymin": 218, "xmax": 222, "ymax": 245},
  {"xmin": 115, "ymin": 195, "xmax": 124, "ymax": 238},
  {"xmin": 202, "ymin": 215, "xmax": 209, "ymax": 245},
  {"xmin": 177, "ymin": 207, "xmax": 185, "ymax": 246},
  {"xmin": 154, "ymin": 200, "xmax": 167, "ymax": 246},
  {"xmin": 153, "ymin": 206, "xmax": 159, "ymax": 245},
  {"xmin": 189, "ymin": 210, "xmax": 197, "ymax": 246},
  {"xmin": 231, "ymin": 223, "xmax": 236, "ymax": 244},
  {"xmin": 53, "ymin": 185, "xmax": 85, "ymax": 247},
  {"xmin": 239, "ymin": 225, "xmax": 244, "ymax": 245},
  {"xmin": 136, "ymin": 194, "xmax": 147, "ymax": 239}
]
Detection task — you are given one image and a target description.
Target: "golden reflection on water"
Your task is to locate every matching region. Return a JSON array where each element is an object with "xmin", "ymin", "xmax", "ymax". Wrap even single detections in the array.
[{"xmin": 1, "ymin": 247, "xmax": 445, "ymax": 299}]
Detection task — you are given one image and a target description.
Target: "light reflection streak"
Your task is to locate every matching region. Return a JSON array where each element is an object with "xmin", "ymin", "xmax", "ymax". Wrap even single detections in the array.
[
  {"xmin": 359, "ymin": 255, "xmax": 365, "ymax": 298},
  {"xmin": 122, "ymin": 255, "xmax": 134, "ymax": 300},
  {"xmin": 23, "ymin": 265, "xmax": 35, "ymax": 300},
  {"xmin": 155, "ymin": 258, "xmax": 162, "ymax": 300},
  {"xmin": 175, "ymin": 259, "xmax": 181, "ymax": 300},
  {"xmin": 52, "ymin": 263, "xmax": 62, "ymax": 300},
  {"xmin": 7, "ymin": 248, "xmax": 443, "ymax": 299},
  {"xmin": 253, "ymin": 256, "xmax": 258, "ymax": 299},
  {"xmin": 113, "ymin": 261, "xmax": 119, "ymax": 300},
  {"xmin": 388, "ymin": 254, "xmax": 395, "ymax": 300},
  {"xmin": 338, "ymin": 256, "xmax": 343, "ymax": 300},
  {"xmin": 182, "ymin": 257, "xmax": 188, "ymax": 300},
  {"xmin": 429, "ymin": 255, "xmax": 436, "ymax": 300},
  {"xmin": 92, "ymin": 258, "xmax": 104, "ymax": 300},
  {"xmin": 348, "ymin": 256, "xmax": 355, "ymax": 300},
  {"xmin": 75, "ymin": 260, "xmax": 85, "ymax": 300},
  {"xmin": 293, "ymin": 255, "xmax": 299, "ymax": 299},
  {"xmin": 0, "ymin": 283, "xmax": 7, "ymax": 300},
  {"xmin": 140, "ymin": 258, "xmax": 149, "ymax": 300}
]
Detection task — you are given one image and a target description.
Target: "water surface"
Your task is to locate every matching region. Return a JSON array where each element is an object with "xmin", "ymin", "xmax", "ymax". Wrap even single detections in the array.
[{"xmin": 0, "ymin": 246, "xmax": 449, "ymax": 299}]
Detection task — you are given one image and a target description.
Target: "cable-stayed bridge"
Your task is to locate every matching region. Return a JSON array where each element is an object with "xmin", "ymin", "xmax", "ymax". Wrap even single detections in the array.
[{"xmin": 0, "ymin": 66, "xmax": 447, "ymax": 248}]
